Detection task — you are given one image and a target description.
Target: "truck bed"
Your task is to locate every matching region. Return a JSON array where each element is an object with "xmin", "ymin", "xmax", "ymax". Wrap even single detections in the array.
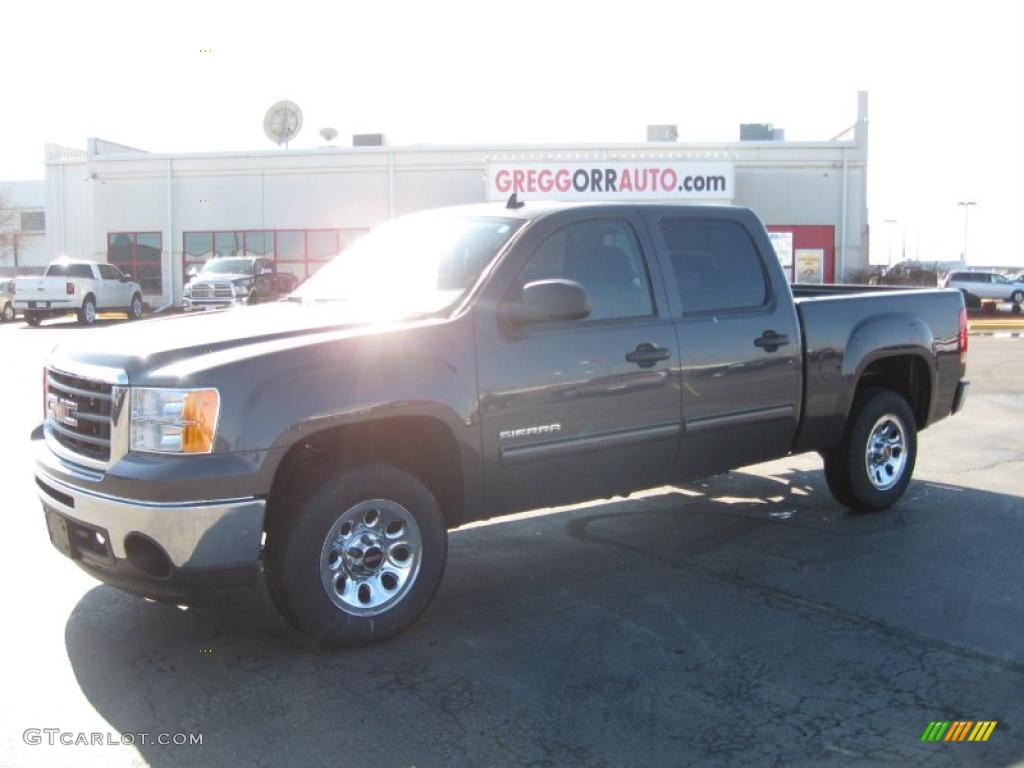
[{"xmin": 792, "ymin": 285, "xmax": 965, "ymax": 453}]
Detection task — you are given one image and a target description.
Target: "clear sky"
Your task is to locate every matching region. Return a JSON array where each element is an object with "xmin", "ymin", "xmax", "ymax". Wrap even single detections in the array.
[{"xmin": 2, "ymin": 0, "xmax": 1021, "ymax": 266}]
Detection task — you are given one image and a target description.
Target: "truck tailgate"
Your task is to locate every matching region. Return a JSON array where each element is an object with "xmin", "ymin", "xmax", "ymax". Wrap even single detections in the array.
[{"xmin": 13, "ymin": 279, "xmax": 79, "ymax": 305}]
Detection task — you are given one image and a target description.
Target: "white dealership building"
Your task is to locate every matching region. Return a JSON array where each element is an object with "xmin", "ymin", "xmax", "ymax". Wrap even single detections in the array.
[{"xmin": 37, "ymin": 93, "xmax": 869, "ymax": 307}]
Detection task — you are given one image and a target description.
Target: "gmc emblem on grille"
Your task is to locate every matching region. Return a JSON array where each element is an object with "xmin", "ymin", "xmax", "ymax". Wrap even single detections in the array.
[{"xmin": 46, "ymin": 393, "xmax": 78, "ymax": 427}]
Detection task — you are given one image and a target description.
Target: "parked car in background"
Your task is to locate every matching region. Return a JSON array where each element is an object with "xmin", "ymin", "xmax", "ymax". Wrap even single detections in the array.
[
  {"xmin": 13, "ymin": 260, "xmax": 144, "ymax": 326},
  {"xmin": 943, "ymin": 270, "xmax": 1024, "ymax": 304},
  {"xmin": 870, "ymin": 260, "xmax": 963, "ymax": 288},
  {"xmin": 1, "ymin": 279, "xmax": 16, "ymax": 322},
  {"xmin": 183, "ymin": 257, "xmax": 300, "ymax": 311}
]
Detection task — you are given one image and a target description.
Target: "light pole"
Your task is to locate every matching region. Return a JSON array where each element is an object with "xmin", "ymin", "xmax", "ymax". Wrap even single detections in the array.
[
  {"xmin": 883, "ymin": 219, "xmax": 899, "ymax": 267},
  {"xmin": 957, "ymin": 201, "xmax": 976, "ymax": 263}
]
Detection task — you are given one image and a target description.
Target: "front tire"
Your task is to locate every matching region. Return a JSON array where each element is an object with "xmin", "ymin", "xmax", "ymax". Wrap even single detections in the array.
[
  {"xmin": 1, "ymin": 303, "xmax": 13, "ymax": 322},
  {"xmin": 823, "ymin": 388, "xmax": 917, "ymax": 512},
  {"xmin": 1011, "ymin": 289, "xmax": 1024, "ymax": 304},
  {"xmin": 265, "ymin": 463, "xmax": 448, "ymax": 646},
  {"xmin": 78, "ymin": 295, "xmax": 97, "ymax": 325}
]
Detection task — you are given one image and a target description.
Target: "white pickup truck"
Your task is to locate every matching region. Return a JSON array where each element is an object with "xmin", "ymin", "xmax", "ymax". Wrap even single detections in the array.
[{"xmin": 14, "ymin": 260, "xmax": 144, "ymax": 326}]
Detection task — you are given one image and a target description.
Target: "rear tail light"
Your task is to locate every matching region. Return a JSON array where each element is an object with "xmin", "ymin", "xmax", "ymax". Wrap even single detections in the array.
[
  {"xmin": 9, "ymin": 280, "xmax": 14, "ymax": 295},
  {"xmin": 958, "ymin": 307, "xmax": 968, "ymax": 365},
  {"xmin": 66, "ymin": 282, "xmax": 75, "ymax": 295}
]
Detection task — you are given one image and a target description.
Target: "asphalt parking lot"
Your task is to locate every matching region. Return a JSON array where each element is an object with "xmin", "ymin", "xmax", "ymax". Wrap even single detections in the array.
[{"xmin": 1, "ymin": 316, "xmax": 1022, "ymax": 768}]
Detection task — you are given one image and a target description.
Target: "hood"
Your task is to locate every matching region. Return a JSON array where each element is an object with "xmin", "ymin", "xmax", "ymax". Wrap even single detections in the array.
[
  {"xmin": 48, "ymin": 301, "xmax": 439, "ymax": 382},
  {"xmin": 189, "ymin": 272, "xmax": 252, "ymax": 283}
]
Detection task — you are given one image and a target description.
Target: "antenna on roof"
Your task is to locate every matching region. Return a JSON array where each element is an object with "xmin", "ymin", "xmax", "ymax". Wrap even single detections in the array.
[{"xmin": 506, "ymin": 192, "xmax": 525, "ymax": 210}]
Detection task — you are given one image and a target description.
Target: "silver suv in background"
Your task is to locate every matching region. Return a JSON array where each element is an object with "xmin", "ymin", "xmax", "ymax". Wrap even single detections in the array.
[{"xmin": 943, "ymin": 271, "xmax": 1024, "ymax": 304}]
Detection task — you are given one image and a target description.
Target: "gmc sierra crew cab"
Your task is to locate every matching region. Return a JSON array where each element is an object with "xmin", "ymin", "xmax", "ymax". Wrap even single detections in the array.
[{"xmin": 32, "ymin": 201, "xmax": 969, "ymax": 646}]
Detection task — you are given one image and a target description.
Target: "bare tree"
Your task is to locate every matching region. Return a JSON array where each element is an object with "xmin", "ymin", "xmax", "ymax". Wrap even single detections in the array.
[{"xmin": 0, "ymin": 191, "xmax": 18, "ymax": 266}]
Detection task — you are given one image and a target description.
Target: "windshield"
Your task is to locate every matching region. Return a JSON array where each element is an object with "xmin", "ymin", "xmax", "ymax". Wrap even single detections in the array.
[
  {"xmin": 292, "ymin": 215, "xmax": 522, "ymax": 316},
  {"xmin": 201, "ymin": 258, "xmax": 254, "ymax": 275}
]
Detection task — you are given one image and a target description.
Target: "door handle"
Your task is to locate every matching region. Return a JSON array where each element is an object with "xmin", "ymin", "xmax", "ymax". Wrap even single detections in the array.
[
  {"xmin": 754, "ymin": 330, "xmax": 790, "ymax": 352},
  {"xmin": 626, "ymin": 343, "xmax": 670, "ymax": 368}
]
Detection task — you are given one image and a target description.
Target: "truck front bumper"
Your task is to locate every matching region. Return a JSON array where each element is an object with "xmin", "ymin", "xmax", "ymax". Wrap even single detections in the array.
[{"xmin": 35, "ymin": 469, "xmax": 265, "ymax": 604}]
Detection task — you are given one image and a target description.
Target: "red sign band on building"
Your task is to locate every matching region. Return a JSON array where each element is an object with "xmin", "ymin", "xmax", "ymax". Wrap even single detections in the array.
[{"xmin": 486, "ymin": 162, "xmax": 734, "ymax": 201}]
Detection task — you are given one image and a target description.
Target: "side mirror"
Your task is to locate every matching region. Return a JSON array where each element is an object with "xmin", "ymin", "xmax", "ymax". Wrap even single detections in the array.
[
  {"xmin": 502, "ymin": 279, "xmax": 591, "ymax": 327},
  {"xmin": 120, "ymin": 273, "xmax": 131, "ymax": 282}
]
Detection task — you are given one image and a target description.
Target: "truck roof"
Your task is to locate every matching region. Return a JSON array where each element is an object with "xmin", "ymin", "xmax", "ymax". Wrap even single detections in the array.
[{"xmin": 431, "ymin": 199, "xmax": 752, "ymax": 222}]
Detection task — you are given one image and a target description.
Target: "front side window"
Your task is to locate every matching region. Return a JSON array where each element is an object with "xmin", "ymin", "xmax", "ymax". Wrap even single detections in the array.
[
  {"xmin": 98, "ymin": 264, "xmax": 121, "ymax": 280},
  {"xmin": 660, "ymin": 218, "xmax": 768, "ymax": 314},
  {"xmin": 515, "ymin": 218, "xmax": 654, "ymax": 321}
]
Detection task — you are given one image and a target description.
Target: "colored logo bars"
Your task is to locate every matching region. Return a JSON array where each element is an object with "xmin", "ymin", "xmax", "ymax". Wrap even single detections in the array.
[{"xmin": 921, "ymin": 721, "xmax": 997, "ymax": 742}]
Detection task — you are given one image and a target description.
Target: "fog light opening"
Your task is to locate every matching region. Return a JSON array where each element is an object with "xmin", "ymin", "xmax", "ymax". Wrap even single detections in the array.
[{"xmin": 124, "ymin": 534, "xmax": 173, "ymax": 580}]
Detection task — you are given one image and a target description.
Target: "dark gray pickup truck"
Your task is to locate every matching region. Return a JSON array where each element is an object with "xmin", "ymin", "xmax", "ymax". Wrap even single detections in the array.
[{"xmin": 33, "ymin": 201, "xmax": 969, "ymax": 645}]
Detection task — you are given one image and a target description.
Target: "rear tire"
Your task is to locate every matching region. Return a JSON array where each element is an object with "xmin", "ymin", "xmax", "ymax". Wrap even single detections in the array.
[
  {"xmin": 822, "ymin": 388, "xmax": 917, "ymax": 512},
  {"xmin": 78, "ymin": 295, "xmax": 97, "ymax": 325},
  {"xmin": 128, "ymin": 293, "xmax": 144, "ymax": 320},
  {"xmin": 25, "ymin": 311, "xmax": 41, "ymax": 326},
  {"xmin": 265, "ymin": 463, "xmax": 448, "ymax": 647}
]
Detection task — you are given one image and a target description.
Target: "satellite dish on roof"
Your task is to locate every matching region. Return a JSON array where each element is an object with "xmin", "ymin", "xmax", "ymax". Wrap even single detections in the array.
[
  {"xmin": 319, "ymin": 127, "xmax": 338, "ymax": 144},
  {"xmin": 263, "ymin": 100, "xmax": 303, "ymax": 147}
]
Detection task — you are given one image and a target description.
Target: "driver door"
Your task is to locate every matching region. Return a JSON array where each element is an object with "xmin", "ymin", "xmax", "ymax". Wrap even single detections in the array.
[{"xmin": 475, "ymin": 210, "xmax": 681, "ymax": 515}]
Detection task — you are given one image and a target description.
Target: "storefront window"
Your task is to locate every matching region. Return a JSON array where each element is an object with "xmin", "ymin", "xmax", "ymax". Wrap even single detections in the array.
[
  {"xmin": 214, "ymin": 231, "xmax": 243, "ymax": 258},
  {"xmin": 276, "ymin": 231, "xmax": 305, "ymax": 261},
  {"xmin": 182, "ymin": 228, "xmax": 365, "ymax": 287},
  {"xmin": 244, "ymin": 231, "xmax": 274, "ymax": 256},
  {"xmin": 108, "ymin": 232, "xmax": 163, "ymax": 293}
]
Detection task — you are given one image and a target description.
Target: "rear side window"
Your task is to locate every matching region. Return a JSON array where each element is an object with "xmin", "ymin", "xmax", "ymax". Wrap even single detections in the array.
[
  {"xmin": 660, "ymin": 218, "xmax": 768, "ymax": 313},
  {"xmin": 516, "ymin": 218, "xmax": 654, "ymax": 321},
  {"xmin": 46, "ymin": 263, "xmax": 93, "ymax": 279}
]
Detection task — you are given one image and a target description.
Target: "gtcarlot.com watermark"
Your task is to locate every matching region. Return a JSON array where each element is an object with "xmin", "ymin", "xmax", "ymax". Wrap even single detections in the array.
[{"xmin": 24, "ymin": 728, "xmax": 202, "ymax": 746}]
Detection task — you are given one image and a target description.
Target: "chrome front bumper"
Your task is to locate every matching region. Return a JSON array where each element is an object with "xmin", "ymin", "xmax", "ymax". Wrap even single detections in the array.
[{"xmin": 35, "ymin": 470, "xmax": 265, "ymax": 569}]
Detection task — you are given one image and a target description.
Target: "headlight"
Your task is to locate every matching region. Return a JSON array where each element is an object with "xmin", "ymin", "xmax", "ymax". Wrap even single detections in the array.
[
  {"xmin": 233, "ymin": 279, "xmax": 253, "ymax": 296},
  {"xmin": 131, "ymin": 388, "xmax": 220, "ymax": 454},
  {"xmin": 183, "ymin": 283, "xmax": 192, "ymax": 297}
]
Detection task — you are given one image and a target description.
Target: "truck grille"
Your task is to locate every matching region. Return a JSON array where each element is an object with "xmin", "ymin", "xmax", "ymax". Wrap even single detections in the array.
[
  {"xmin": 190, "ymin": 282, "xmax": 233, "ymax": 300},
  {"xmin": 46, "ymin": 369, "xmax": 113, "ymax": 462}
]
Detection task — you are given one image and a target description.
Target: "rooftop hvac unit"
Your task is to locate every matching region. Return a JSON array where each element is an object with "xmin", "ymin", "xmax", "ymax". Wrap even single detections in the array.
[
  {"xmin": 740, "ymin": 123, "xmax": 774, "ymax": 141},
  {"xmin": 353, "ymin": 133, "xmax": 387, "ymax": 147},
  {"xmin": 646, "ymin": 124, "xmax": 678, "ymax": 142}
]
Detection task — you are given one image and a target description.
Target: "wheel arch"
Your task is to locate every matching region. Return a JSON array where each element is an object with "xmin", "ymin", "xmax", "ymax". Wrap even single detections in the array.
[
  {"xmin": 839, "ymin": 313, "xmax": 938, "ymax": 431},
  {"xmin": 265, "ymin": 414, "xmax": 469, "ymax": 537}
]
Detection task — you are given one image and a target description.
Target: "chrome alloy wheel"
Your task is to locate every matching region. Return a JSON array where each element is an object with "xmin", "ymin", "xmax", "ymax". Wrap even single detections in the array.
[
  {"xmin": 319, "ymin": 499, "xmax": 423, "ymax": 616},
  {"xmin": 84, "ymin": 301, "xmax": 96, "ymax": 324},
  {"xmin": 864, "ymin": 414, "xmax": 909, "ymax": 491}
]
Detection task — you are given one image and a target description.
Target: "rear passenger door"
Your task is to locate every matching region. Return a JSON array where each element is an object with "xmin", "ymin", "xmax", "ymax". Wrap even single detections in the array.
[
  {"xmin": 645, "ymin": 210, "xmax": 802, "ymax": 478},
  {"xmin": 475, "ymin": 210, "xmax": 681, "ymax": 514}
]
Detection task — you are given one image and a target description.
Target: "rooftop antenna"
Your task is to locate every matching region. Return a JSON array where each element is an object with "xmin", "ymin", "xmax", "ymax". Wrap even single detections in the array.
[
  {"xmin": 506, "ymin": 192, "xmax": 525, "ymax": 209},
  {"xmin": 263, "ymin": 100, "xmax": 303, "ymax": 148}
]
